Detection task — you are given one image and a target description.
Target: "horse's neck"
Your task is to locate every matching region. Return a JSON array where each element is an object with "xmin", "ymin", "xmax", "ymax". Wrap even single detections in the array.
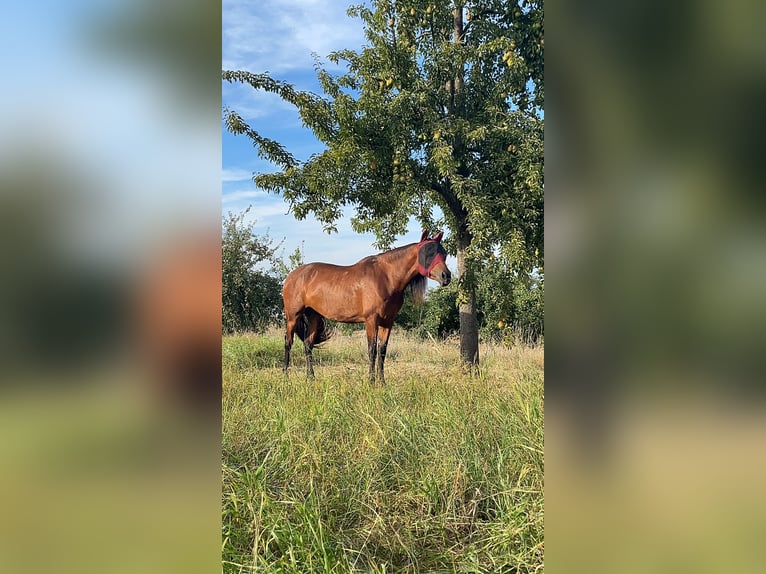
[{"xmin": 381, "ymin": 244, "xmax": 419, "ymax": 292}]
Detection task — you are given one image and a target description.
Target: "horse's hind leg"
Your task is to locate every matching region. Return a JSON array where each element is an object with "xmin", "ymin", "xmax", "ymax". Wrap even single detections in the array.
[
  {"xmin": 284, "ymin": 314, "xmax": 299, "ymax": 374},
  {"xmin": 305, "ymin": 347, "xmax": 315, "ymax": 379},
  {"xmin": 303, "ymin": 310, "xmax": 321, "ymax": 379},
  {"xmin": 365, "ymin": 319, "xmax": 379, "ymax": 384}
]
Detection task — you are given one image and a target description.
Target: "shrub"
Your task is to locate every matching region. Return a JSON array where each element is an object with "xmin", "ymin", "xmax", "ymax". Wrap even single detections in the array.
[
  {"xmin": 477, "ymin": 257, "xmax": 544, "ymax": 346},
  {"xmin": 396, "ymin": 283, "xmax": 460, "ymax": 339},
  {"xmin": 222, "ymin": 209, "xmax": 285, "ymax": 334}
]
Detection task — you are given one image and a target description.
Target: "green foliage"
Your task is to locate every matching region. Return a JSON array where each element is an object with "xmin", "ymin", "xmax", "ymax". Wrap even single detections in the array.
[
  {"xmin": 396, "ymin": 285, "xmax": 460, "ymax": 339},
  {"xmin": 397, "ymin": 254, "xmax": 544, "ymax": 345},
  {"xmin": 274, "ymin": 242, "xmax": 306, "ymax": 280},
  {"xmin": 510, "ymin": 273, "xmax": 544, "ymax": 344},
  {"xmin": 223, "ymin": 0, "xmax": 544, "ymax": 259},
  {"xmin": 477, "ymin": 255, "xmax": 544, "ymax": 345},
  {"xmin": 223, "ymin": 332, "xmax": 544, "ymax": 573},
  {"xmin": 222, "ymin": 209, "xmax": 292, "ymax": 334},
  {"xmin": 393, "ymin": 292, "xmax": 425, "ymax": 331}
]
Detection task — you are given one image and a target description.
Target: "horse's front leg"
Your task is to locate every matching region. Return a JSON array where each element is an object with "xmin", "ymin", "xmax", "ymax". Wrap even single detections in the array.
[
  {"xmin": 365, "ymin": 320, "xmax": 378, "ymax": 383},
  {"xmin": 376, "ymin": 325, "xmax": 392, "ymax": 385}
]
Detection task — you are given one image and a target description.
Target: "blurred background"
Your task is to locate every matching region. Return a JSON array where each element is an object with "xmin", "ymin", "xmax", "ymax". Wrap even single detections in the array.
[
  {"xmin": 546, "ymin": 0, "xmax": 766, "ymax": 571},
  {"xmin": 0, "ymin": 1, "xmax": 221, "ymax": 572}
]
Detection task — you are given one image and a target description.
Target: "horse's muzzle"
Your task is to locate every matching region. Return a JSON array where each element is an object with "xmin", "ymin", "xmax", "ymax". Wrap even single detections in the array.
[{"xmin": 440, "ymin": 270, "xmax": 451, "ymax": 286}]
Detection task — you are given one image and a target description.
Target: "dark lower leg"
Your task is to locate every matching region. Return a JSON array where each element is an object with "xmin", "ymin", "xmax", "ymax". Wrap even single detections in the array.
[
  {"xmin": 367, "ymin": 337, "xmax": 377, "ymax": 382},
  {"xmin": 365, "ymin": 321, "xmax": 378, "ymax": 383},
  {"xmin": 284, "ymin": 333, "xmax": 293, "ymax": 373},
  {"xmin": 305, "ymin": 345, "xmax": 315, "ymax": 379},
  {"xmin": 376, "ymin": 326, "xmax": 391, "ymax": 385},
  {"xmin": 377, "ymin": 342, "xmax": 387, "ymax": 384}
]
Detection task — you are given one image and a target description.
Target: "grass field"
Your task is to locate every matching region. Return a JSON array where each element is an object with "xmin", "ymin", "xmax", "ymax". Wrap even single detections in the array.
[{"xmin": 222, "ymin": 329, "xmax": 544, "ymax": 573}]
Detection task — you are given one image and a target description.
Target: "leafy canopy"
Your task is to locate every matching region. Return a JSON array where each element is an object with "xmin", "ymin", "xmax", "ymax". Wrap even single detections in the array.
[{"xmin": 223, "ymin": 0, "xmax": 543, "ymax": 270}]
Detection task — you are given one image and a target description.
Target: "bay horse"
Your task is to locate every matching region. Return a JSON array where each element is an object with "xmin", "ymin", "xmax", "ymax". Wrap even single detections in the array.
[{"xmin": 282, "ymin": 230, "xmax": 452, "ymax": 383}]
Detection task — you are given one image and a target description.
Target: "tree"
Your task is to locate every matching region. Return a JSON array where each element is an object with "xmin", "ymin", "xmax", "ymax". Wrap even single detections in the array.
[
  {"xmin": 223, "ymin": 0, "xmax": 543, "ymax": 367},
  {"xmin": 222, "ymin": 210, "xmax": 285, "ymax": 334}
]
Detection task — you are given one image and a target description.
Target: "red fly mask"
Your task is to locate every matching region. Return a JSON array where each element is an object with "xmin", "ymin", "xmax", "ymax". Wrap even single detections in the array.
[{"xmin": 417, "ymin": 230, "xmax": 447, "ymax": 278}]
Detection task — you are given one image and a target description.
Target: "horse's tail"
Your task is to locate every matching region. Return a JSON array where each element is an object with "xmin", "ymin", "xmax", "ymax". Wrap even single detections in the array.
[
  {"xmin": 295, "ymin": 307, "xmax": 332, "ymax": 346},
  {"xmin": 313, "ymin": 312, "xmax": 332, "ymax": 346}
]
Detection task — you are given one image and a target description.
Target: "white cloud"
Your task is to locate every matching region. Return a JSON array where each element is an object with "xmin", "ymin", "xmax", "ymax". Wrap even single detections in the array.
[
  {"xmin": 222, "ymin": 0, "xmax": 365, "ymax": 73},
  {"xmin": 222, "ymin": 168, "xmax": 253, "ymax": 183},
  {"xmin": 222, "ymin": 190, "xmax": 260, "ymax": 204},
  {"xmin": 222, "ymin": 189, "xmax": 288, "ymax": 215}
]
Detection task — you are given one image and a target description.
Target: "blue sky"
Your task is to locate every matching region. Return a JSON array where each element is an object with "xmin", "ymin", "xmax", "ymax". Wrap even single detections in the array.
[{"xmin": 222, "ymin": 0, "xmax": 450, "ymax": 267}]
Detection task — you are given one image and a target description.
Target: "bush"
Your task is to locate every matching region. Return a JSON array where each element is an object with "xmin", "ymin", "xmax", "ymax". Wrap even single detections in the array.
[
  {"xmin": 222, "ymin": 209, "xmax": 285, "ymax": 334},
  {"xmin": 396, "ymin": 283, "xmax": 460, "ymax": 339},
  {"xmin": 477, "ymin": 258, "xmax": 544, "ymax": 346},
  {"xmin": 396, "ymin": 259, "xmax": 544, "ymax": 346}
]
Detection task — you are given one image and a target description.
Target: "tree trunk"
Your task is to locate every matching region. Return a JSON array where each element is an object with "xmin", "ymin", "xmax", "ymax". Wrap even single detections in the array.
[
  {"xmin": 456, "ymin": 227, "xmax": 479, "ymax": 368},
  {"xmin": 452, "ymin": 3, "xmax": 478, "ymax": 368}
]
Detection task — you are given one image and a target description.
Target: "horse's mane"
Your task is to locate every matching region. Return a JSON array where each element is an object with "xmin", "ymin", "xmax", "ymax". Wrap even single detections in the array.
[
  {"xmin": 407, "ymin": 274, "xmax": 427, "ymax": 303},
  {"xmin": 370, "ymin": 242, "xmax": 415, "ymax": 261}
]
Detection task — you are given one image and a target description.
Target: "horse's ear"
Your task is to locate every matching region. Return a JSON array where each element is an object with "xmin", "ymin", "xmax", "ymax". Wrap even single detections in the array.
[
  {"xmin": 433, "ymin": 231, "xmax": 444, "ymax": 242},
  {"xmin": 420, "ymin": 229, "xmax": 429, "ymax": 242}
]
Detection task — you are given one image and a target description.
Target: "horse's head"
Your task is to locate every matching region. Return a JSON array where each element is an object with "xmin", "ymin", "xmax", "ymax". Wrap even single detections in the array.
[{"xmin": 417, "ymin": 230, "xmax": 452, "ymax": 286}]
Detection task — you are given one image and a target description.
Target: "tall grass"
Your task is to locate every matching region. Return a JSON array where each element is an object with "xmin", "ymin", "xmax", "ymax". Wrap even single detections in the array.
[{"xmin": 223, "ymin": 330, "xmax": 544, "ymax": 573}]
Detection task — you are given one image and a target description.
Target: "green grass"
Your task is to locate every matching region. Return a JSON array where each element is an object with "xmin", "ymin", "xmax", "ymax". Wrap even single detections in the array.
[{"xmin": 223, "ymin": 329, "xmax": 544, "ymax": 573}]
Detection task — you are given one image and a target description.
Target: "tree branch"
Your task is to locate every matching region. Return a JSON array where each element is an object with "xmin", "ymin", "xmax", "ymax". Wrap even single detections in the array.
[{"xmin": 223, "ymin": 108, "xmax": 297, "ymax": 169}]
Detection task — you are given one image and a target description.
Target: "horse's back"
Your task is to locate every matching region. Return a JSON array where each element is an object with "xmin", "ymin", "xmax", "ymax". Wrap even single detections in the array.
[
  {"xmin": 282, "ymin": 260, "xmax": 374, "ymax": 323},
  {"xmin": 284, "ymin": 261, "xmax": 355, "ymax": 289}
]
